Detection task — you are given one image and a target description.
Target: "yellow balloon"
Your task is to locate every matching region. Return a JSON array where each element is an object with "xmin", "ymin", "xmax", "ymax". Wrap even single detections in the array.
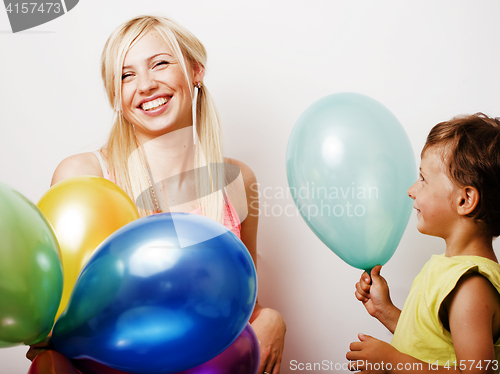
[{"xmin": 37, "ymin": 176, "xmax": 139, "ymax": 319}]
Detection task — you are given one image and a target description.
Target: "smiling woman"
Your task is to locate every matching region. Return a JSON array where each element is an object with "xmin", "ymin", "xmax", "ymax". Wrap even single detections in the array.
[
  {"xmin": 28, "ymin": 15, "xmax": 286, "ymax": 374},
  {"xmin": 97, "ymin": 16, "xmax": 223, "ymax": 220}
]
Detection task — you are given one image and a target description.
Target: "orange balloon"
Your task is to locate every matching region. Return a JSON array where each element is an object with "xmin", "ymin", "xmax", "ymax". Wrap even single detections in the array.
[{"xmin": 38, "ymin": 176, "xmax": 139, "ymax": 319}]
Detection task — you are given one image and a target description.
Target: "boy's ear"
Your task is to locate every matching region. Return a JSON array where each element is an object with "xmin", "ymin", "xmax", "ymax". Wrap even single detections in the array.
[{"xmin": 457, "ymin": 186, "xmax": 479, "ymax": 216}]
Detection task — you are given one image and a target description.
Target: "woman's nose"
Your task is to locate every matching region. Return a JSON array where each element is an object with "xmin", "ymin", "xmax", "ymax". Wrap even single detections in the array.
[{"xmin": 137, "ymin": 72, "xmax": 158, "ymax": 93}]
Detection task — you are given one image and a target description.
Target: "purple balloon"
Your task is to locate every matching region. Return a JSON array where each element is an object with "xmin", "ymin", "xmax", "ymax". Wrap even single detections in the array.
[{"xmin": 174, "ymin": 323, "xmax": 260, "ymax": 374}]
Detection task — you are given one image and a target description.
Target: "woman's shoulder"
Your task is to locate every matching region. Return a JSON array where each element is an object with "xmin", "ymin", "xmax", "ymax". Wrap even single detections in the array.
[
  {"xmin": 224, "ymin": 157, "xmax": 257, "ymax": 187},
  {"xmin": 223, "ymin": 157, "xmax": 257, "ymax": 223},
  {"xmin": 51, "ymin": 151, "xmax": 105, "ymax": 186}
]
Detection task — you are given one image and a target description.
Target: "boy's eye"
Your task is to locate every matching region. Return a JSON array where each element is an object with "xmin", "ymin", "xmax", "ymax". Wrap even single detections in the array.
[{"xmin": 419, "ymin": 174, "xmax": 425, "ymax": 182}]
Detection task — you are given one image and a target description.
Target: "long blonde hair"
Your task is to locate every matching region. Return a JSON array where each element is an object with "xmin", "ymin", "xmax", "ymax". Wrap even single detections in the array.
[{"xmin": 101, "ymin": 15, "xmax": 225, "ymax": 221}]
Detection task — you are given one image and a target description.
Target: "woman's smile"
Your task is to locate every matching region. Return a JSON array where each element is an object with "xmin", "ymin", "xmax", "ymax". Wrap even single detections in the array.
[{"xmin": 138, "ymin": 95, "xmax": 172, "ymax": 116}]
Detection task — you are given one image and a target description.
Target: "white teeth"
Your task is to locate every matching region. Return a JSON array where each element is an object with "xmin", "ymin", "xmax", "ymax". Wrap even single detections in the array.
[{"xmin": 141, "ymin": 97, "xmax": 168, "ymax": 111}]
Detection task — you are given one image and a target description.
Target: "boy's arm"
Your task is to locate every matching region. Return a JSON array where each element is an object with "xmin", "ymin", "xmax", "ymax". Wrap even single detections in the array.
[
  {"xmin": 355, "ymin": 266, "xmax": 401, "ymax": 333},
  {"xmin": 347, "ymin": 272, "xmax": 500, "ymax": 374},
  {"xmin": 445, "ymin": 272, "xmax": 500, "ymax": 372}
]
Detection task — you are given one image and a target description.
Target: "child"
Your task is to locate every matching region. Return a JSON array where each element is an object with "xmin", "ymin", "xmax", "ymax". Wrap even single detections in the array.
[{"xmin": 347, "ymin": 113, "xmax": 500, "ymax": 373}]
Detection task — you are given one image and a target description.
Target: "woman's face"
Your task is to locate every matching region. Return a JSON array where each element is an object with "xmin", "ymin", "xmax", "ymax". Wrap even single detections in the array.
[{"xmin": 120, "ymin": 29, "xmax": 203, "ymax": 140}]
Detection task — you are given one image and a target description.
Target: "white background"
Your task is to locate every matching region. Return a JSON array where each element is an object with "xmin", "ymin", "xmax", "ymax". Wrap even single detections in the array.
[{"xmin": 1, "ymin": 1, "xmax": 500, "ymax": 373}]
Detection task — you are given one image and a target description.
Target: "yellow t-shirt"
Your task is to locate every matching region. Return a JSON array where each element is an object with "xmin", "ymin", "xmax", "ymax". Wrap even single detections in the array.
[{"xmin": 391, "ymin": 254, "xmax": 500, "ymax": 367}]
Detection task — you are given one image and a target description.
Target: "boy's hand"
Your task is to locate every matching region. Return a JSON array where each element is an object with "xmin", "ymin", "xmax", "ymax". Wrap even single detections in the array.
[
  {"xmin": 346, "ymin": 333, "xmax": 398, "ymax": 374},
  {"xmin": 355, "ymin": 265, "xmax": 390, "ymax": 315},
  {"xmin": 355, "ymin": 266, "xmax": 400, "ymax": 333}
]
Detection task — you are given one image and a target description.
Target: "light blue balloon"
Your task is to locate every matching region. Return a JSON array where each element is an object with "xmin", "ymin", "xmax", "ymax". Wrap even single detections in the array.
[{"xmin": 286, "ymin": 93, "xmax": 416, "ymax": 271}]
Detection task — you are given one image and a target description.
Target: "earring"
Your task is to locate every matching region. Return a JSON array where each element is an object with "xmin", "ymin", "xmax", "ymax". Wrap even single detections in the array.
[{"xmin": 192, "ymin": 84, "xmax": 200, "ymax": 145}]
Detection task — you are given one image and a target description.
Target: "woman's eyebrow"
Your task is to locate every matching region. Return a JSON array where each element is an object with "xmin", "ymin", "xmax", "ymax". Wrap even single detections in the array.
[{"xmin": 122, "ymin": 53, "xmax": 173, "ymax": 70}]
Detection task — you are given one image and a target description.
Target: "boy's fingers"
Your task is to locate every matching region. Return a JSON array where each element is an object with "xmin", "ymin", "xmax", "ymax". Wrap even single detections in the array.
[
  {"xmin": 359, "ymin": 279, "xmax": 371, "ymax": 292},
  {"xmin": 371, "ymin": 265, "xmax": 382, "ymax": 279},
  {"xmin": 356, "ymin": 282, "xmax": 370, "ymax": 297},
  {"xmin": 349, "ymin": 341, "xmax": 364, "ymax": 351},
  {"xmin": 348, "ymin": 360, "xmax": 360, "ymax": 371},
  {"xmin": 358, "ymin": 333, "xmax": 374, "ymax": 342},
  {"xmin": 355, "ymin": 290, "xmax": 368, "ymax": 302}
]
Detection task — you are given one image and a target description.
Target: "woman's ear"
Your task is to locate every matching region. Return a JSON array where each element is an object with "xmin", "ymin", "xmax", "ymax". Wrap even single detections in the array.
[
  {"xmin": 192, "ymin": 62, "xmax": 205, "ymax": 83},
  {"xmin": 457, "ymin": 186, "xmax": 479, "ymax": 216}
]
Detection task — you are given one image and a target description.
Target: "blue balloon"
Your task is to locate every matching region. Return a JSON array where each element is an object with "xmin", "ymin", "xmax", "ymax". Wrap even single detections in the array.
[
  {"xmin": 286, "ymin": 92, "xmax": 416, "ymax": 271},
  {"xmin": 52, "ymin": 213, "xmax": 257, "ymax": 374}
]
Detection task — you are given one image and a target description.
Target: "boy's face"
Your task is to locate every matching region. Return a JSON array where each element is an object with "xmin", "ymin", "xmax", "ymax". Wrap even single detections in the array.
[{"xmin": 407, "ymin": 146, "xmax": 462, "ymax": 238}]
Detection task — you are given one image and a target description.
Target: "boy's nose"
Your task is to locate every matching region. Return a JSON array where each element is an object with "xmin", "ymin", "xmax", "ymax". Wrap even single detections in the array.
[{"xmin": 407, "ymin": 181, "xmax": 417, "ymax": 200}]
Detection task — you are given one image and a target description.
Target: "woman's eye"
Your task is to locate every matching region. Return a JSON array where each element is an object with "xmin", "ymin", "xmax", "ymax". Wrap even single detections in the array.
[
  {"xmin": 122, "ymin": 72, "xmax": 133, "ymax": 80},
  {"xmin": 154, "ymin": 61, "xmax": 170, "ymax": 68}
]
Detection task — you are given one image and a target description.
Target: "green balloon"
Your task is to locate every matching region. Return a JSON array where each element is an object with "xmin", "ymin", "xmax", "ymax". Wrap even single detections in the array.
[
  {"xmin": 286, "ymin": 93, "xmax": 416, "ymax": 271},
  {"xmin": 0, "ymin": 181, "xmax": 63, "ymax": 346}
]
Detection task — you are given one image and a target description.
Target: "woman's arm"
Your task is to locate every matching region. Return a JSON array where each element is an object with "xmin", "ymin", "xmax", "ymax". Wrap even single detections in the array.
[{"xmin": 226, "ymin": 158, "xmax": 286, "ymax": 374}]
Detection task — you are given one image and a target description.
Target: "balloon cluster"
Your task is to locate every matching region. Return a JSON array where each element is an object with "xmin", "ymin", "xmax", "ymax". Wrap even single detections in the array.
[
  {"xmin": 3, "ymin": 91, "xmax": 415, "ymax": 373},
  {"xmin": 0, "ymin": 176, "xmax": 258, "ymax": 374}
]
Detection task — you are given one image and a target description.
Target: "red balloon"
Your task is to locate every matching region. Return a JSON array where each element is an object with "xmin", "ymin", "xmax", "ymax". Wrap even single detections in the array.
[{"xmin": 28, "ymin": 350, "xmax": 82, "ymax": 374}]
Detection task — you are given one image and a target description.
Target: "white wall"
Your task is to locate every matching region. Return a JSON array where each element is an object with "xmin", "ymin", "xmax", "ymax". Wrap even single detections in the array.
[{"xmin": 1, "ymin": 1, "xmax": 500, "ymax": 373}]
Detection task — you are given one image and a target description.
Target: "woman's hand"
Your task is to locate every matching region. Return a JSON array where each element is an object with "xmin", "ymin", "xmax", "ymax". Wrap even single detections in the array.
[
  {"xmin": 250, "ymin": 306, "xmax": 286, "ymax": 374},
  {"xmin": 355, "ymin": 266, "xmax": 400, "ymax": 333},
  {"xmin": 26, "ymin": 336, "xmax": 53, "ymax": 362}
]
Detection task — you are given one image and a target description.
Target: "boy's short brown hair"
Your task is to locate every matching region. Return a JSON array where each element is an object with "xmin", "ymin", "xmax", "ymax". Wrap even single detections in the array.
[{"xmin": 423, "ymin": 113, "xmax": 500, "ymax": 237}]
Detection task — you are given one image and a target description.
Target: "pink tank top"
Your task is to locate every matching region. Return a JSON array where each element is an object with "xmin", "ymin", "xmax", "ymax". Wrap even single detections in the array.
[
  {"xmin": 189, "ymin": 201, "xmax": 241, "ymax": 239},
  {"xmin": 93, "ymin": 151, "xmax": 242, "ymax": 239}
]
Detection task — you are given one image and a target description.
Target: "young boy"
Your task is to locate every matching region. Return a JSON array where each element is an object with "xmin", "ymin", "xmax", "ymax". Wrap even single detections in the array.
[{"xmin": 347, "ymin": 113, "xmax": 500, "ymax": 373}]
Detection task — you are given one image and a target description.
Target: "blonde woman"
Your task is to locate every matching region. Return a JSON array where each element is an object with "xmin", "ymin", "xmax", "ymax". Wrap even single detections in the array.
[{"xmin": 30, "ymin": 15, "xmax": 286, "ymax": 374}]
